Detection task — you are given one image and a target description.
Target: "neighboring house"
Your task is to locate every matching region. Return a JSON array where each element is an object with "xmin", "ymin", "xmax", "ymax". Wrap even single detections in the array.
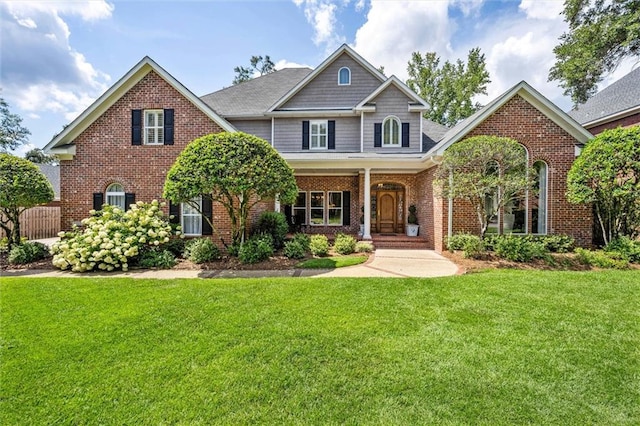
[
  {"xmin": 37, "ymin": 164, "xmax": 60, "ymax": 204},
  {"xmin": 569, "ymin": 66, "xmax": 640, "ymax": 134},
  {"xmin": 45, "ymin": 44, "xmax": 594, "ymax": 251}
]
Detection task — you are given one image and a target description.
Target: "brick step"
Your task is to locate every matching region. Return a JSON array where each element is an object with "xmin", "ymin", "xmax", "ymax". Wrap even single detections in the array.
[{"xmin": 367, "ymin": 233, "xmax": 429, "ymax": 249}]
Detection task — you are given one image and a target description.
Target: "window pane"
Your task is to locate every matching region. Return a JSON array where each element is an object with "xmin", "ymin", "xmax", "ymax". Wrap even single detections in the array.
[
  {"xmin": 157, "ymin": 128, "xmax": 164, "ymax": 144},
  {"xmin": 183, "ymin": 216, "xmax": 201, "ymax": 235},
  {"xmin": 328, "ymin": 208, "xmax": 341, "ymax": 225},
  {"xmin": 106, "ymin": 194, "xmax": 125, "ymax": 210},
  {"xmin": 310, "ymin": 192, "xmax": 324, "ymax": 208},
  {"xmin": 319, "ymin": 135, "xmax": 326, "ymax": 148},
  {"xmin": 329, "ymin": 192, "xmax": 342, "ymax": 207},
  {"xmin": 310, "ymin": 209, "xmax": 324, "ymax": 225},
  {"xmin": 295, "ymin": 192, "xmax": 306, "ymax": 207},
  {"xmin": 157, "ymin": 113, "xmax": 163, "ymax": 126},
  {"xmin": 146, "ymin": 113, "xmax": 155, "ymax": 126},
  {"xmin": 311, "ymin": 135, "xmax": 318, "ymax": 148}
]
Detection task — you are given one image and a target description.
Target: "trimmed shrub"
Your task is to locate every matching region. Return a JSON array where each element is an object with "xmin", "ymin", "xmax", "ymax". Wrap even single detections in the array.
[
  {"xmin": 605, "ymin": 236, "xmax": 640, "ymax": 263},
  {"xmin": 333, "ymin": 233, "xmax": 356, "ymax": 255},
  {"xmin": 309, "ymin": 234, "xmax": 329, "ymax": 257},
  {"xmin": 575, "ymin": 248, "xmax": 629, "ymax": 269},
  {"xmin": 291, "ymin": 233, "xmax": 310, "ymax": 252},
  {"xmin": 536, "ymin": 235, "xmax": 575, "ymax": 253},
  {"xmin": 355, "ymin": 241, "xmax": 374, "ymax": 253},
  {"xmin": 185, "ymin": 238, "xmax": 220, "ymax": 264},
  {"xmin": 253, "ymin": 211, "xmax": 288, "ymax": 249},
  {"xmin": 8, "ymin": 241, "xmax": 49, "ymax": 265},
  {"xmin": 283, "ymin": 240, "xmax": 307, "ymax": 259},
  {"xmin": 494, "ymin": 236, "xmax": 548, "ymax": 262},
  {"xmin": 164, "ymin": 238, "xmax": 186, "ymax": 258},
  {"xmin": 447, "ymin": 233, "xmax": 484, "ymax": 259},
  {"xmin": 239, "ymin": 234, "xmax": 274, "ymax": 264},
  {"xmin": 138, "ymin": 249, "xmax": 176, "ymax": 269}
]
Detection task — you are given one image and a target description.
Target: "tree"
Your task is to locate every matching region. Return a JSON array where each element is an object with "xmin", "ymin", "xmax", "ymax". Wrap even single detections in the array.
[
  {"xmin": 233, "ymin": 55, "xmax": 276, "ymax": 85},
  {"xmin": 407, "ymin": 48, "xmax": 490, "ymax": 127},
  {"xmin": 1, "ymin": 98, "xmax": 30, "ymax": 152},
  {"xmin": 434, "ymin": 136, "xmax": 533, "ymax": 237},
  {"xmin": 549, "ymin": 0, "xmax": 640, "ymax": 105},
  {"xmin": 0, "ymin": 153, "xmax": 54, "ymax": 249},
  {"xmin": 567, "ymin": 127, "xmax": 640, "ymax": 245},
  {"xmin": 163, "ymin": 132, "xmax": 298, "ymax": 248},
  {"xmin": 24, "ymin": 148, "xmax": 58, "ymax": 165}
]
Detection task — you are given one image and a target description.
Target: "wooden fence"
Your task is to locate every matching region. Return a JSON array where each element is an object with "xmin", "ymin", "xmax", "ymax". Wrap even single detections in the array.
[{"xmin": 2, "ymin": 206, "xmax": 60, "ymax": 240}]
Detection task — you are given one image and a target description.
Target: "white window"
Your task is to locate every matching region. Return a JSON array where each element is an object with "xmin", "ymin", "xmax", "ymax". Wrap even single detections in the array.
[
  {"xmin": 144, "ymin": 110, "xmax": 164, "ymax": 145},
  {"xmin": 338, "ymin": 67, "xmax": 351, "ymax": 85},
  {"xmin": 328, "ymin": 192, "xmax": 343, "ymax": 225},
  {"xmin": 181, "ymin": 197, "xmax": 202, "ymax": 236},
  {"xmin": 310, "ymin": 120, "xmax": 327, "ymax": 149},
  {"xmin": 105, "ymin": 183, "xmax": 125, "ymax": 210},
  {"xmin": 532, "ymin": 161, "xmax": 548, "ymax": 234},
  {"xmin": 310, "ymin": 191, "xmax": 324, "ymax": 225},
  {"xmin": 293, "ymin": 192, "xmax": 307, "ymax": 225},
  {"xmin": 382, "ymin": 116, "xmax": 401, "ymax": 146}
]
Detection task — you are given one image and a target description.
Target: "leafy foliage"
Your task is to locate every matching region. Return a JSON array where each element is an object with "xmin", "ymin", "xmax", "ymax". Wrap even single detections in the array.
[
  {"xmin": 0, "ymin": 98, "xmax": 30, "ymax": 152},
  {"xmin": 138, "ymin": 249, "xmax": 177, "ymax": 269},
  {"xmin": 8, "ymin": 241, "xmax": 49, "ymax": 265},
  {"xmin": 291, "ymin": 232, "xmax": 310, "ymax": 252},
  {"xmin": 407, "ymin": 48, "xmax": 490, "ymax": 126},
  {"xmin": 549, "ymin": 0, "xmax": 640, "ymax": 104},
  {"xmin": 0, "ymin": 153, "xmax": 55, "ymax": 249},
  {"xmin": 575, "ymin": 248, "xmax": 629, "ymax": 269},
  {"xmin": 233, "ymin": 55, "xmax": 275, "ymax": 85},
  {"xmin": 604, "ymin": 236, "xmax": 640, "ymax": 263},
  {"xmin": 434, "ymin": 136, "xmax": 533, "ymax": 237},
  {"xmin": 238, "ymin": 233, "xmax": 274, "ymax": 264},
  {"xmin": 494, "ymin": 236, "xmax": 548, "ymax": 263},
  {"xmin": 24, "ymin": 148, "xmax": 57, "ymax": 165},
  {"xmin": 567, "ymin": 127, "xmax": 640, "ymax": 245},
  {"xmin": 164, "ymin": 132, "xmax": 298, "ymax": 248},
  {"xmin": 185, "ymin": 238, "xmax": 220, "ymax": 264},
  {"xmin": 355, "ymin": 241, "xmax": 374, "ymax": 253},
  {"xmin": 283, "ymin": 240, "xmax": 307, "ymax": 259},
  {"xmin": 253, "ymin": 211, "xmax": 288, "ymax": 249},
  {"xmin": 446, "ymin": 233, "xmax": 485, "ymax": 259},
  {"xmin": 309, "ymin": 234, "xmax": 329, "ymax": 257},
  {"xmin": 333, "ymin": 233, "xmax": 356, "ymax": 255},
  {"xmin": 483, "ymin": 234, "xmax": 575, "ymax": 253}
]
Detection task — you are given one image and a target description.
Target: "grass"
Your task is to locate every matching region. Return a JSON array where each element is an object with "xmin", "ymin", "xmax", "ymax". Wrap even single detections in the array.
[
  {"xmin": 297, "ymin": 253, "xmax": 368, "ymax": 269},
  {"xmin": 1, "ymin": 271, "xmax": 639, "ymax": 424}
]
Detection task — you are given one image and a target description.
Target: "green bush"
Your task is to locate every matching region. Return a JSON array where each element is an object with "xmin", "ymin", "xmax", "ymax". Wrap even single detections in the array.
[
  {"xmin": 185, "ymin": 238, "xmax": 220, "ymax": 264},
  {"xmin": 309, "ymin": 234, "xmax": 329, "ymax": 257},
  {"xmin": 482, "ymin": 234, "xmax": 501, "ymax": 252},
  {"xmin": 8, "ymin": 241, "xmax": 50, "ymax": 265},
  {"xmin": 253, "ymin": 211, "xmax": 288, "ymax": 249},
  {"xmin": 605, "ymin": 236, "xmax": 640, "ymax": 263},
  {"xmin": 447, "ymin": 233, "xmax": 484, "ymax": 259},
  {"xmin": 283, "ymin": 240, "xmax": 307, "ymax": 259},
  {"xmin": 535, "ymin": 235, "xmax": 575, "ymax": 253},
  {"xmin": 333, "ymin": 233, "xmax": 356, "ymax": 255},
  {"xmin": 575, "ymin": 248, "xmax": 629, "ymax": 269},
  {"xmin": 164, "ymin": 238, "xmax": 186, "ymax": 258},
  {"xmin": 291, "ymin": 233, "xmax": 310, "ymax": 251},
  {"xmin": 355, "ymin": 241, "xmax": 374, "ymax": 253},
  {"xmin": 494, "ymin": 236, "xmax": 548, "ymax": 262},
  {"xmin": 239, "ymin": 234, "xmax": 274, "ymax": 264},
  {"xmin": 138, "ymin": 249, "xmax": 176, "ymax": 269}
]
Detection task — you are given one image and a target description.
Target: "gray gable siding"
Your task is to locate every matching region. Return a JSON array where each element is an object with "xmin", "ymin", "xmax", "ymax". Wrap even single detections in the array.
[
  {"xmin": 274, "ymin": 117, "xmax": 360, "ymax": 152},
  {"xmin": 363, "ymin": 85, "xmax": 422, "ymax": 153},
  {"xmin": 229, "ymin": 119, "xmax": 272, "ymax": 144},
  {"xmin": 281, "ymin": 54, "xmax": 382, "ymax": 110}
]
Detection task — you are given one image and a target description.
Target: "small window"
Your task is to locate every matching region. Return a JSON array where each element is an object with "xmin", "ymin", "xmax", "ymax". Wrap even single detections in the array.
[
  {"xmin": 106, "ymin": 183, "xmax": 125, "ymax": 210},
  {"xmin": 310, "ymin": 191, "xmax": 324, "ymax": 225},
  {"xmin": 328, "ymin": 192, "xmax": 343, "ymax": 225},
  {"xmin": 382, "ymin": 116, "xmax": 401, "ymax": 146},
  {"xmin": 181, "ymin": 196, "xmax": 202, "ymax": 236},
  {"xmin": 293, "ymin": 192, "xmax": 307, "ymax": 225},
  {"xmin": 338, "ymin": 67, "xmax": 351, "ymax": 85},
  {"xmin": 310, "ymin": 120, "xmax": 327, "ymax": 149},
  {"xmin": 144, "ymin": 110, "xmax": 164, "ymax": 145}
]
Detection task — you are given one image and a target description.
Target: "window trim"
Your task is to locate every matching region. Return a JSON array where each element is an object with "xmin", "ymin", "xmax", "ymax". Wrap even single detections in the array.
[
  {"xmin": 309, "ymin": 191, "xmax": 325, "ymax": 226},
  {"xmin": 327, "ymin": 191, "xmax": 343, "ymax": 226},
  {"xmin": 310, "ymin": 120, "xmax": 328, "ymax": 150},
  {"xmin": 532, "ymin": 160, "xmax": 548, "ymax": 235},
  {"xmin": 105, "ymin": 183, "xmax": 125, "ymax": 210},
  {"xmin": 144, "ymin": 109, "xmax": 164, "ymax": 145},
  {"xmin": 181, "ymin": 196, "xmax": 203, "ymax": 236},
  {"xmin": 338, "ymin": 67, "xmax": 351, "ymax": 85},
  {"xmin": 382, "ymin": 116, "xmax": 401, "ymax": 147}
]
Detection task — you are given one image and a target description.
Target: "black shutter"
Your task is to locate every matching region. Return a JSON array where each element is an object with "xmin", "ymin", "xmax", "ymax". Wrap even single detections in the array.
[
  {"xmin": 342, "ymin": 191, "xmax": 351, "ymax": 226},
  {"xmin": 201, "ymin": 195, "xmax": 213, "ymax": 236},
  {"xmin": 328, "ymin": 120, "xmax": 335, "ymax": 150},
  {"xmin": 164, "ymin": 108, "xmax": 174, "ymax": 145},
  {"xmin": 92, "ymin": 193, "xmax": 104, "ymax": 211},
  {"xmin": 302, "ymin": 121, "xmax": 310, "ymax": 150},
  {"xmin": 374, "ymin": 123, "xmax": 382, "ymax": 147},
  {"xmin": 169, "ymin": 201, "xmax": 180, "ymax": 224},
  {"xmin": 284, "ymin": 205, "xmax": 293, "ymax": 227},
  {"xmin": 132, "ymin": 109, "xmax": 142, "ymax": 145},
  {"xmin": 125, "ymin": 193, "xmax": 135, "ymax": 210},
  {"xmin": 402, "ymin": 122, "xmax": 410, "ymax": 147}
]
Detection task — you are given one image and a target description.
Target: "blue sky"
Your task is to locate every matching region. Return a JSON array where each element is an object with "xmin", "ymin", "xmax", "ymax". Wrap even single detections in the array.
[{"xmin": 1, "ymin": 0, "xmax": 636, "ymax": 155}]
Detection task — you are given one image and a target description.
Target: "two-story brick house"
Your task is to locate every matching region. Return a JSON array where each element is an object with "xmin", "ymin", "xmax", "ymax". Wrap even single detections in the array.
[{"xmin": 45, "ymin": 44, "xmax": 594, "ymax": 251}]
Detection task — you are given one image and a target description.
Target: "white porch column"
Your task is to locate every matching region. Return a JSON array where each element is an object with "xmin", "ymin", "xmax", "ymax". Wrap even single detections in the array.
[
  {"xmin": 363, "ymin": 167, "xmax": 372, "ymax": 240},
  {"xmin": 274, "ymin": 194, "xmax": 280, "ymax": 212}
]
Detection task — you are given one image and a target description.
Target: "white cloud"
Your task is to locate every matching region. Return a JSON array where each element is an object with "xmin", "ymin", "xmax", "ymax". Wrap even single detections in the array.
[
  {"xmin": 274, "ymin": 59, "xmax": 312, "ymax": 70},
  {"xmin": 519, "ymin": 0, "xmax": 564, "ymax": 20},
  {"xmin": 293, "ymin": 0, "xmax": 346, "ymax": 54}
]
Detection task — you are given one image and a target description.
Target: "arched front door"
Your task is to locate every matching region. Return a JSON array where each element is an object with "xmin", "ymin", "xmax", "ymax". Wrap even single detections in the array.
[{"xmin": 371, "ymin": 183, "xmax": 405, "ymax": 233}]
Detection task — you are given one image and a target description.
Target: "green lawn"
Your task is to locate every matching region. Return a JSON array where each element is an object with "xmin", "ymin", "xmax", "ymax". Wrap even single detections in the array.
[
  {"xmin": 297, "ymin": 253, "xmax": 368, "ymax": 269},
  {"xmin": 1, "ymin": 271, "xmax": 639, "ymax": 424}
]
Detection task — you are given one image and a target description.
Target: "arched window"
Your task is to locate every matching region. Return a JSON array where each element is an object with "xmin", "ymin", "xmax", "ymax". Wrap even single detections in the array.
[
  {"xmin": 106, "ymin": 183, "xmax": 125, "ymax": 210},
  {"xmin": 532, "ymin": 161, "xmax": 548, "ymax": 234},
  {"xmin": 338, "ymin": 67, "xmax": 351, "ymax": 85},
  {"xmin": 382, "ymin": 116, "xmax": 401, "ymax": 146}
]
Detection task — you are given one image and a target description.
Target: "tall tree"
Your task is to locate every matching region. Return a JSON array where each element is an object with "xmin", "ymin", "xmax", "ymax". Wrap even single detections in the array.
[
  {"xmin": 0, "ymin": 98, "xmax": 30, "ymax": 152},
  {"xmin": 163, "ymin": 132, "xmax": 298, "ymax": 248},
  {"xmin": 0, "ymin": 153, "xmax": 54, "ymax": 249},
  {"xmin": 407, "ymin": 48, "xmax": 490, "ymax": 127},
  {"xmin": 549, "ymin": 0, "xmax": 640, "ymax": 105},
  {"xmin": 233, "ymin": 55, "xmax": 276, "ymax": 85},
  {"xmin": 24, "ymin": 148, "xmax": 58, "ymax": 165}
]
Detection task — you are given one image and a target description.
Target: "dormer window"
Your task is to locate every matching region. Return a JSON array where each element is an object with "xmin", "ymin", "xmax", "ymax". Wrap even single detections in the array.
[{"xmin": 338, "ymin": 67, "xmax": 351, "ymax": 85}]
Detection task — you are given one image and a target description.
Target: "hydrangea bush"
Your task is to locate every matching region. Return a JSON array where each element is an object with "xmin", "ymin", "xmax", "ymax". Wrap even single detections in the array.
[{"xmin": 52, "ymin": 200, "xmax": 179, "ymax": 272}]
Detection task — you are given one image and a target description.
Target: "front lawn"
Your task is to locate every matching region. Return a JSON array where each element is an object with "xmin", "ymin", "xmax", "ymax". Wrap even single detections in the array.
[{"xmin": 1, "ymin": 271, "xmax": 639, "ymax": 424}]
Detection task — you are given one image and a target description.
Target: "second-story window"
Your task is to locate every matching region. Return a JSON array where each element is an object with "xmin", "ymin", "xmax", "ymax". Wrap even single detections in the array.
[
  {"xmin": 310, "ymin": 120, "xmax": 328, "ymax": 149},
  {"xmin": 382, "ymin": 116, "xmax": 401, "ymax": 146},
  {"xmin": 144, "ymin": 110, "xmax": 164, "ymax": 145},
  {"xmin": 338, "ymin": 67, "xmax": 351, "ymax": 85}
]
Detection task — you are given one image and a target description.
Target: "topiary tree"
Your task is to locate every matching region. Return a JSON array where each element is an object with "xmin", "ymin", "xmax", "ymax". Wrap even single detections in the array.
[
  {"xmin": 163, "ymin": 132, "xmax": 298, "ymax": 248},
  {"xmin": 0, "ymin": 153, "xmax": 54, "ymax": 249},
  {"xmin": 567, "ymin": 127, "xmax": 640, "ymax": 245},
  {"xmin": 434, "ymin": 135, "xmax": 533, "ymax": 237}
]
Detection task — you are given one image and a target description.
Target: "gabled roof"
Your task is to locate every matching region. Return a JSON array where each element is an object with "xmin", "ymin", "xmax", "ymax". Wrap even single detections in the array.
[
  {"xmin": 44, "ymin": 56, "xmax": 235, "ymax": 154},
  {"xmin": 268, "ymin": 44, "xmax": 386, "ymax": 112},
  {"xmin": 354, "ymin": 76, "xmax": 429, "ymax": 111},
  {"xmin": 201, "ymin": 68, "xmax": 312, "ymax": 118},
  {"xmin": 427, "ymin": 81, "xmax": 593, "ymax": 156},
  {"xmin": 568, "ymin": 66, "xmax": 640, "ymax": 127}
]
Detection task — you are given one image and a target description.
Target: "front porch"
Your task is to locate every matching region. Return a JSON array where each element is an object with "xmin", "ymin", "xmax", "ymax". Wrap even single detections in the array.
[{"xmin": 368, "ymin": 232, "xmax": 430, "ymax": 249}]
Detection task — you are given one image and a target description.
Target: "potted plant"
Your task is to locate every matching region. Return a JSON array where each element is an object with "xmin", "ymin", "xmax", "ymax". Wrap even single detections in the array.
[{"xmin": 406, "ymin": 204, "xmax": 419, "ymax": 236}]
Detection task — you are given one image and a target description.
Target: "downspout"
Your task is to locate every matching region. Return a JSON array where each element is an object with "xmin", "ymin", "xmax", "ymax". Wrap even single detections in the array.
[{"xmin": 448, "ymin": 171, "xmax": 453, "ymax": 240}]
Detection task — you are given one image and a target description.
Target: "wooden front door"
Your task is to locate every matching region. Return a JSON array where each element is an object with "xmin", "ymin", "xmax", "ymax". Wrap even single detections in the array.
[{"xmin": 377, "ymin": 191, "xmax": 396, "ymax": 233}]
